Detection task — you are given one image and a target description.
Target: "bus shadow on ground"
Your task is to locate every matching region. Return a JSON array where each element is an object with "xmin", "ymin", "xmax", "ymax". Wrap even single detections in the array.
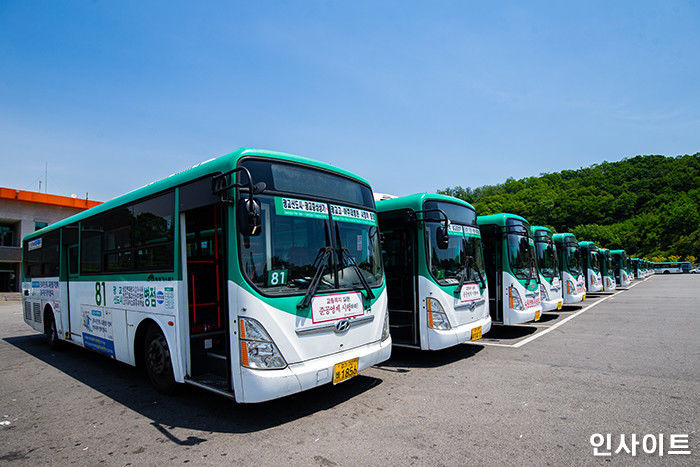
[
  {"xmin": 376, "ymin": 344, "xmax": 484, "ymax": 370},
  {"xmin": 560, "ymin": 305, "xmax": 583, "ymax": 312},
  {"xmin": 537, "ymin": 313, "xmax": 561, "ymax": 323},
  {"xmin": 3, "ymin": 334, "xmax": 383, "ymax": 436},
  {"xmin": 484, "ymin": 325, "xmax": 538, "ymax": 341}
]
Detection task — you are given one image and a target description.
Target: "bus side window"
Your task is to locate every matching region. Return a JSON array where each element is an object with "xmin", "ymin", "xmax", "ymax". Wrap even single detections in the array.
[
  {"xmin": 23, "ymin": 240, "xmax": 42, "ymax": 278},
  {"xmin": 81, "ymin": 219, "xmax": 104, "ymax": 274}
]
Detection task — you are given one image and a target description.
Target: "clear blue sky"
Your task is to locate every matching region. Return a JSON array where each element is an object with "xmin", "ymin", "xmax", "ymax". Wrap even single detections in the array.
[{"xmin": 1, "ymin": 1, "xmax": 698, "ymax": 201}]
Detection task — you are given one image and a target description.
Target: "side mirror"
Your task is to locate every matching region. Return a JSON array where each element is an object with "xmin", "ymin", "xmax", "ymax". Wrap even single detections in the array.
[
  {"xmin": 436, "ymin": 225, "xmax": 449, "ymax": 249},
  {"xmin": 253, "ymin": 182, "xmax": 267, "ymax": 194},
  {"xmin": 238, "ymin": 198, "xmax": 262, "ymax": 236}
]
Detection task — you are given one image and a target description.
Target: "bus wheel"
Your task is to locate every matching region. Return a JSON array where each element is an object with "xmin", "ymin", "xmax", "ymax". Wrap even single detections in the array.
[
  {"xmin": 44, "ymin": 311, "xmax": 60, "ymax": 350},
  {"xmin": 144, "ymin": 325, "xmax": 178, "ymax": 395}
]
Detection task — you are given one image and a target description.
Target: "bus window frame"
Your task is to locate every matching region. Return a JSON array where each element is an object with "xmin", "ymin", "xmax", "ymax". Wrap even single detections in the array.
[
  {"xmin": 78, "ymin": 189, "xmax": 177, "ymax": 276},
  {"xmin": 235, "ymin": 158, "xmax": 384, "ymax": 300},
  {"xmin": 420, "ymin": 200, "xmax": 484, "ymax": 290}
]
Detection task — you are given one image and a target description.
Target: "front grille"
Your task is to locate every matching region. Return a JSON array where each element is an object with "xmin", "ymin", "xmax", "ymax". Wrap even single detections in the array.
[{"xmin": 33, "ymin": 302, "xmax": 41, "ymax": 323}]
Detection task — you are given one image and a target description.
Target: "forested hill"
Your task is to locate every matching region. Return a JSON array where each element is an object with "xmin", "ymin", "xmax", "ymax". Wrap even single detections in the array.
[{"xmin": 438, "ymin": 154, "xmax": 700, "ymax": 261}]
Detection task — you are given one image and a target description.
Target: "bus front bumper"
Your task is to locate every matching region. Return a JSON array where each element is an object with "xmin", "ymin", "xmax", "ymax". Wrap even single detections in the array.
[
  {"xmin": 541, "ymin": 297, "xmax": 563, "ymax": 312},
  {"xmin": 238, "ymin": 337, "xmax": 392, "ymax": 403},
  {"xmin": 563, "ymin": 292, "xmax": 585, "ymax": 304},
  {"xmin": 426, "ymin": 315, "xmax": 492, "ymax": 350}
]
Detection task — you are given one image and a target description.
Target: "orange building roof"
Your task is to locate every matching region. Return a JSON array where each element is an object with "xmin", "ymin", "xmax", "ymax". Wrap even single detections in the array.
[{"xmin": 0, "ymin": 187, "xmax": 102, "ymax": 210}]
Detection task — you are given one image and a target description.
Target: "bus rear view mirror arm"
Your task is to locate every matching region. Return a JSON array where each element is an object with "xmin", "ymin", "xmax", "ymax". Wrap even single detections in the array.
[
  {"xmin": 212, "ymin": 167, "xmax": 266, "ymax": 236},
  {"xmin": 416, "ymin": 208, "xmax": 451, "ymax": 250}
]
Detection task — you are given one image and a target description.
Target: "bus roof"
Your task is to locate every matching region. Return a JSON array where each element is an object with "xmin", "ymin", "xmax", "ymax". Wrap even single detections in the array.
[
  {"xmin": 530, "ymin": 225, "xmax": 553, "ymax": 234},
  {"xmin": 376, "ymin": 192, "xmax": 475, "ymax": 214},
  {"xmin": 24, "ymin": 148, "xmax": 371, "ymax": 241},
  {"xmin": 552, "ymin": 233, "xmax": 577, "ymax": 243},
  {"xmin": 579, "ymin": 241, "xmax": 597, "ymax": 250},
  {"xmin": 476, "ymin": 212, "xmax": 529, "ymax": 226},
  {"xmin": 609, "ymin": 249, "xmax": 627, "ymax": 256}
]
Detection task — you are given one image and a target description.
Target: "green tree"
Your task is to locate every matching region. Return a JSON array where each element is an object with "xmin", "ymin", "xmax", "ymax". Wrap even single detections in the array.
[{"xmin": 439, "ymin": 153, "xmax": 700, "ymax": 258}]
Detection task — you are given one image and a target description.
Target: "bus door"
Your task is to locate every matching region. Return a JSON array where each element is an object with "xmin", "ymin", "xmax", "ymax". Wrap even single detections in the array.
[
  {"xmin": 62, "ymin": 224, "xmax": 80, "ymax": 340},
  {"xmin": 182, "ymin": 203, "xmax": 230, "ymax": 391},
  {"xmin": 480, "ymin": 225, "xmax": 502, "ymax": 322},
  {"xmin": 381, "ymin": 222, "xmax": 418, "ymax": 347},
  {"xmin": 63, "ymin": 245, "xmax": 79, "ymax": 338}
]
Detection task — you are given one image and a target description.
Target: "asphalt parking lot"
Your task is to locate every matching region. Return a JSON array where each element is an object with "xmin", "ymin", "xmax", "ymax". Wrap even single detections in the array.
[{"xmin": 0, "ymin": 275, "xmax": 698, "ymax": 465}]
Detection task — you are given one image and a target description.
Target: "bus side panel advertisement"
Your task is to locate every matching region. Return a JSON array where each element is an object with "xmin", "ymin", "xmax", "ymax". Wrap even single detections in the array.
[{"xmin": 81, "ymin": 305, "xmax": 115, "ymax": 357}]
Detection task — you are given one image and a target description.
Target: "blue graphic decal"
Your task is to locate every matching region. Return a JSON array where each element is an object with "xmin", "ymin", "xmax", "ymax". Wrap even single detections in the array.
[{"xmin": 83, "ymin": 333, "xmax": 115, "ymax": 357}]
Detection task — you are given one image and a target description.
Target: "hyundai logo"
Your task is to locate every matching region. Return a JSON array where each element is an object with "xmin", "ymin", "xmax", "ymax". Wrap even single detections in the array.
[{"xmin": 334, "ymin": 319, "xmax": 350, "ymax": 334}]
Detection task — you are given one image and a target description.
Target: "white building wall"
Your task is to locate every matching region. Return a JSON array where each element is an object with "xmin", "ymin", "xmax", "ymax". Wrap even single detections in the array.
[
  {"xmin": 0, "ymin": 198, "xmax": 90, "ymax": 291},
  {"xmin": 0, "ymin": 199, "xmax": 86, "ymax": 243}
]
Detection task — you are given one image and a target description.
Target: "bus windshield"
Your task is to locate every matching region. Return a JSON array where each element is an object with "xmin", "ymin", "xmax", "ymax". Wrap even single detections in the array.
[
  {"xmin": 423, "ymin": 201, "xmax": 485, "ymax": 287},
  {"xmin": 566, "ymin": 243, "xmax": 582, "ymax": 275},
  {"xmin": 535, "ymin": 238, "xmax": 559, "ymax": 278},
  {"xmin": 506, "ymin": 219, "xmax": 536, "ymax": 282},
  {"xmin": 239, "ymin": 195, "xmax": 383, "ymax": 296},
  {"xmin": 589, "ymin": 251, "xmax": 600, "ymax": 272}
]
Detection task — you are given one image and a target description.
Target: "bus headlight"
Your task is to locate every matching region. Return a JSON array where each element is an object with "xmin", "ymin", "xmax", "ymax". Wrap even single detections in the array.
[
  {"xmin": 508, "ymin": 286, "xmax": 524, "ymax": 311},
  {"xmin": 539, "ymin": 284, "xmax": 549, "ymax": 301},
  {"xmin": 426, "ymin": 298, "xmax": 450, "ymax": 330},
  {"xmin": 239, "ymin": 317, "xmax": 287, "ymax": 369},
  {"xmin": 566, "ymin": 280, "xmax": 575, "ymax": 294},
  {"xmin": 381, "ymin": 310, "xmax": 390, "ymax": 341}
]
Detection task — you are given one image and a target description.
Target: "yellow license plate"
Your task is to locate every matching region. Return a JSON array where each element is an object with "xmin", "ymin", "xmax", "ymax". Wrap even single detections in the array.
[
  {"xmin": 582, "ymin": 294, "xmax": 586, "ymax": 301},
  {"xmin": 535, "ymin": 310, "xmax": 541, "ymax": 321},
  {"xmin": 333, "ymin": 357, "xmax": 359, "ymax": 385},
  {"xmin": 471, "ymin": 326, "xmax": 482, "ymax": 341},
  {"xmin": 557, "ymin": 301, "xmax": 562, "ymax": 310}
]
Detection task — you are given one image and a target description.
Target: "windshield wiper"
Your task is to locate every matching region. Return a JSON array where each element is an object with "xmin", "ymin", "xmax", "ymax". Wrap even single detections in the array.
[
  {"xmin": 297, "ymin": 246, "xmax": 333, "ymax": 310},
  {"xmin": 457, "ymin": 256, "xmax": 486, "ymax": 292},
  {"xmin": 525, "ymin": 263, "xmax": 535, "ymax": 287},
  {"xmin": 339, "ymin": 247, "xmax": 375, "ymax": 300},
  {"xmin": 457, "ymin": 256, "xmax": 472, "ymax": 293}
]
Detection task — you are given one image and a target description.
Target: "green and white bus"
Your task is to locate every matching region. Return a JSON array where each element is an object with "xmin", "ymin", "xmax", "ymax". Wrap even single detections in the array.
[
  {"xmin": 630, "ymin": 258, "xmax": 642, "ymax": 280},
  {"xmin": 597, "ymin": 248, "xmax": 616, "ymax": 291},
  {"xmin": 530, "ymin": 226, "xmax": 563, "ymax": 312},
  {"xmin": 579, "ymin": 241, "xmax": 603, "ymax": 293},
  {"xmin": 653, "ymin": 261, "xmax": 690, "ymax": 274},
  {"xmin": 375, "ymin": 193, "xmax": 491, "ymax": 349},
  {"xmin": 477, "ymin": 214, "xmax": 542, "ymax": 324},
  {"xmin": 552, "ymin": 233, "xmax": 586, "ymax": 304},
  {"xmin": 610, "ymin": 250, "xmax": 632, "ymax": 287},
  {"xmin": 22, "ymin": 148, "xmax": 391, "ymax": 403}
]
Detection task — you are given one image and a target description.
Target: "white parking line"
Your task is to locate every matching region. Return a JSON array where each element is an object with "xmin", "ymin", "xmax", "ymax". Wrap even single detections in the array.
[{"xmin": 479, "ymin": 278, "xmax": 646, "ymax": 348}]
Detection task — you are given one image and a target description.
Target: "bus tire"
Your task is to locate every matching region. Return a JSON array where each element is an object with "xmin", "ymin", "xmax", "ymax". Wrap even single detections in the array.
[
  {"xmin": 44, "ymin": 307, "xmax": 60, "ymax": 350},
  {"xmin": 144, "ymin": 325, "xmax": 178, "ymax": 395}
]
